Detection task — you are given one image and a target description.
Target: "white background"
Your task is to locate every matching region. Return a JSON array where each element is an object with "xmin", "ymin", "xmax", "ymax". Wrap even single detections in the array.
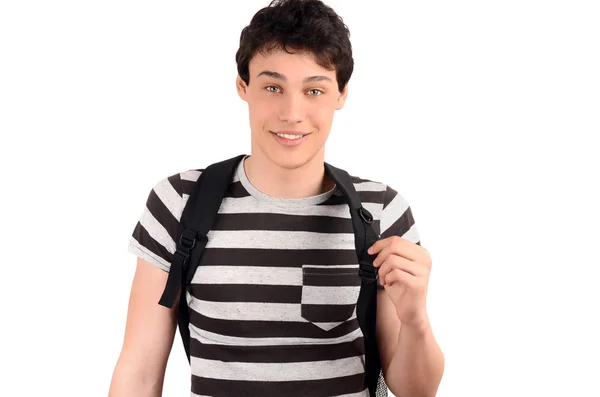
[{"xmin": 1, "ymin": 1, "xmax": 599, "ymax": 396}]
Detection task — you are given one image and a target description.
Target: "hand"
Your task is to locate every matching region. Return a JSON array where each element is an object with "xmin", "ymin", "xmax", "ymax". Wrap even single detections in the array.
[{"xmin": 368, "ymin": 236, "xmax": 433, "ymax": 329}]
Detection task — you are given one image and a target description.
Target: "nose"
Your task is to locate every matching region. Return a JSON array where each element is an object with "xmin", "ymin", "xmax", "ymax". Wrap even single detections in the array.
[{"xmin": 278, "ymin": 93, "xmax": 304, "ymax": 124}]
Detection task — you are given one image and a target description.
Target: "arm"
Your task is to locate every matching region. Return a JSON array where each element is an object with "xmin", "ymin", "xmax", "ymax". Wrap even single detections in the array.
[
  {"xmin": 376, "ymin": 289, "xmax": 445, "ymax": 397},
  {"xmin": 373, "ymin": 185, "xmax": 444, "ymax": 396},
  {"xmin": 108, "ymin": 257, "xmax": 179, "ymax": 397}
]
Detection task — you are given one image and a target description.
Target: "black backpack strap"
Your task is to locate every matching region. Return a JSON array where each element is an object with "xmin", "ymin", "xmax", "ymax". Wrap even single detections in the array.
[
  {"xmin": 325, "ymin": 163, "xmax": 386, "ymax": 397},
  {"xmin": 158, "ymin": 154, "xmax": 246, "ymax": 361}
]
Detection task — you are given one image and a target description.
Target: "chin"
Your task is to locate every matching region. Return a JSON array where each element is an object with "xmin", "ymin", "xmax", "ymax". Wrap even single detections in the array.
[
  {"xmin": 268, "ymin": 151, "xmax": 311, "ymax": 170},
  {"xmin": 263, "ymin": 145, "xmax": 318, "ymax": 171}
]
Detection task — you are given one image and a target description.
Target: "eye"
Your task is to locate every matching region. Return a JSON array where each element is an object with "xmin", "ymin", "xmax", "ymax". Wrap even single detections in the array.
[
  {"xmin": 266, "ymin": 86, "xmax": 281, "ymax": 93},
  {"xmin": 308, "ymin": 89, "xmax": 323, "ymax": 96}
]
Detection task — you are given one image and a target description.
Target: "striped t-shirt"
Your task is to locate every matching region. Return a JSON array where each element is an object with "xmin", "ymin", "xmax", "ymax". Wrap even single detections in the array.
[{"xmin": 128, "ymin": 155, "xmax": 421, "ymax": 397}]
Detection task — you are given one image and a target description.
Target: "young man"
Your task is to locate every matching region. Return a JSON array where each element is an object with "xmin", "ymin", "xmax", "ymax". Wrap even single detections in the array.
[{"xmin": 108, "ymin": 1, "xmax": 444, "ymax": 396}]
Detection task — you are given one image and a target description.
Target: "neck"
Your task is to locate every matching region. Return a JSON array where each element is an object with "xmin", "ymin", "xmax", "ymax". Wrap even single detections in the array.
[{"xmin": 243, "ymin": 152, "xmax": 335, "ymax": 199}]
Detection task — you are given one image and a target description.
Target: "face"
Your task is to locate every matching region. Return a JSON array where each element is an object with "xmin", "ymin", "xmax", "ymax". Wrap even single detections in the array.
[{"xmin": 236, "ymin": 47, "xmax": 348, "ymax": 170}]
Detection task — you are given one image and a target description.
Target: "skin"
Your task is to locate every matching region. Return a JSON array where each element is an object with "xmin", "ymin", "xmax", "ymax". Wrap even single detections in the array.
[
  {"xmin": 371, "ymin": 236, "xmax": 445, "ymax": 397},
  {"xmin": 236, "ymin": 46, "xmax": 347, "ymax": 199},
  {"xmin": 108, "ymin": 258, "xmax": 178, "ymax": 397},
  {"xmin": 109, "ymin": 46, "xmax": 444, "ymax": 397}
]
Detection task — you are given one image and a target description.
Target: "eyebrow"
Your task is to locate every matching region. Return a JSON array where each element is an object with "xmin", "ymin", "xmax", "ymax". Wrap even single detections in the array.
[{"xmin": 257, "ymin": 70, "xmax": 333, "ymax": 84}]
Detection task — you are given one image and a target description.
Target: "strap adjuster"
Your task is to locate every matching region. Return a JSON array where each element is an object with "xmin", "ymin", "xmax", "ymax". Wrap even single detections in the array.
[
  {"xmin": 179, "ymin": 229, "xmax": 197, "ymax": 251},
  {"xmin": 358, "ymin": 207, "xmax": 373, "ymax": 224},
  {"xmin": 358, "ymin": 260, "xmax": 378, "ymax": 282}
]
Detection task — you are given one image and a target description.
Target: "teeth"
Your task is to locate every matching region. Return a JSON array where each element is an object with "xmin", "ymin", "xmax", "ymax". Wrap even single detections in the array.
[{"xmin": 276, "ymin": 133, "xmax": 303, "ymax": 140}]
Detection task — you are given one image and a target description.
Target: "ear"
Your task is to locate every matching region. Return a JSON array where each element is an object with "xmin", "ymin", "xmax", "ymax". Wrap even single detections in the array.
[
  {"xmin": 335, "ymin": 83, "xmax": 349, "ymax": 110},
  {"xmin": 236, "ymin": 75, "xmax": 249, "ymax": 102}
]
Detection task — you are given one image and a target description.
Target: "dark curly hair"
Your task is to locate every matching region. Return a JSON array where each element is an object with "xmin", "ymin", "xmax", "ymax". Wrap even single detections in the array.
[{"xmin": 235, "ymin": 0, "xmax": 354, "ymax": 93}]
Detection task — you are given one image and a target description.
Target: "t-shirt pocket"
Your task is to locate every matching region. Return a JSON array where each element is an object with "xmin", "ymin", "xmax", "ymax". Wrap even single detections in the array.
[{"xmin": 300, "ymin": 265, "xmax": 361, "ymax": 331}]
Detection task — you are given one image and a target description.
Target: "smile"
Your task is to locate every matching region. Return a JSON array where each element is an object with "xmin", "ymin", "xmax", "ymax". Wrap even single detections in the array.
[{"xmin": 270, "ymin": 131, "xmax": 310, "ymax": 147}]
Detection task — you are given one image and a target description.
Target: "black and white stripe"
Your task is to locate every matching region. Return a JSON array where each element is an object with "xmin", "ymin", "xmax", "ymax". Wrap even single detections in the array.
[{"xmin": 128, "ymin": 156, "xmax": 420, "ymax": 396}]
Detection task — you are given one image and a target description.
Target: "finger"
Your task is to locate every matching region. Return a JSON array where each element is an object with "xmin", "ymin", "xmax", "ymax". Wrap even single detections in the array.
[
  {"xmin": 377, "ymin": 255, "xmax": 408, "ymax": 286},
  {"xmin": 393, "ymin": 237, "xmax": 429, "ymax": 263},
  {"xmin": 395, "ymin": 240, "xmax": 422, "ymax": 262},
  {"xmin": 379, "ymin": 255, "xmax": 425, "ymax": 282},
  {"xmin": 372, "ymin": 245, "xmax": 391, "ymax": 267},
  {"xmin": 378, "ymin": 237, "xmax": 423, "ymax": 264},
  {"xmin": 367, "ymin": 236, "xmax": 393, "ymax": 255},
  {"xmin": 374, "ymin": 242, "xmax": 418, "ymax": 269},
  {"xmin": 385, "ymin": 269, "xmax": 417, "ymax": 288},
  {"xmin": 391, "ymin": 256, "xmax": 427, "ymax": 277}
]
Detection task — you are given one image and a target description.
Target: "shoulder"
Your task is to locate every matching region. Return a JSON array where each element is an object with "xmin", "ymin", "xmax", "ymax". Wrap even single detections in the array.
[
  {"xmin": 348, "ymin": 173, "xmax": 419, "ymax": 244},
  {"xmin": 151, "ymin": 168, "xmax": 205, "ymax": 197},
  {"xmin": 145, "ymin": 168, "xmax": 209, "ymax": 207},
  {"xmin": 349, "ymin": 174, "xmax": 388, "ymax": 194},
  {"xmin": 347, "ymin": 173, "xmax": 407, "ymax": 210}
]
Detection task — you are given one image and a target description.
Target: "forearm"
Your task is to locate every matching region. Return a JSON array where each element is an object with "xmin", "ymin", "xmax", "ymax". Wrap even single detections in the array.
[
  {"xmin": 108, "ymin": 357, "xmax": 164, "ymax": 397},
  {"xmin": 385, "ymin": 321, "xmax": 445, "ymax": 397}
]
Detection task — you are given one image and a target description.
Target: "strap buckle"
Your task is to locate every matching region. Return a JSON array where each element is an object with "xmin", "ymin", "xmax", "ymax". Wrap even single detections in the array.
[
  {"xmin": 358, "ymin": 207, "xmax": 373, "ymax": 224},
  {"xmin": 179, "ymin": 229, "xmax": 197, "ymax": 252},
  {"xmin": 358, "ymin": 260, "xmax": 378, "ymax": 282}
]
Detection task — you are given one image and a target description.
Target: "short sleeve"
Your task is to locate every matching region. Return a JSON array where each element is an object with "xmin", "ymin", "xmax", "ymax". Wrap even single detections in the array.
[
  {"xmin": 376, "ymin": 184, "xmax": 422, "ymax": 290},
  {"xmin": 127, "ymin": 172, "xmax": 188, "ymax": 272}
]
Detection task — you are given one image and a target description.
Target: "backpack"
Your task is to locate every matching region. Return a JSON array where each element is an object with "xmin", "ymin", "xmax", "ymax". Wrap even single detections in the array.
[{"xmin": 157, "ymin": 154, "xmax": 388, "ymax": 397}]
